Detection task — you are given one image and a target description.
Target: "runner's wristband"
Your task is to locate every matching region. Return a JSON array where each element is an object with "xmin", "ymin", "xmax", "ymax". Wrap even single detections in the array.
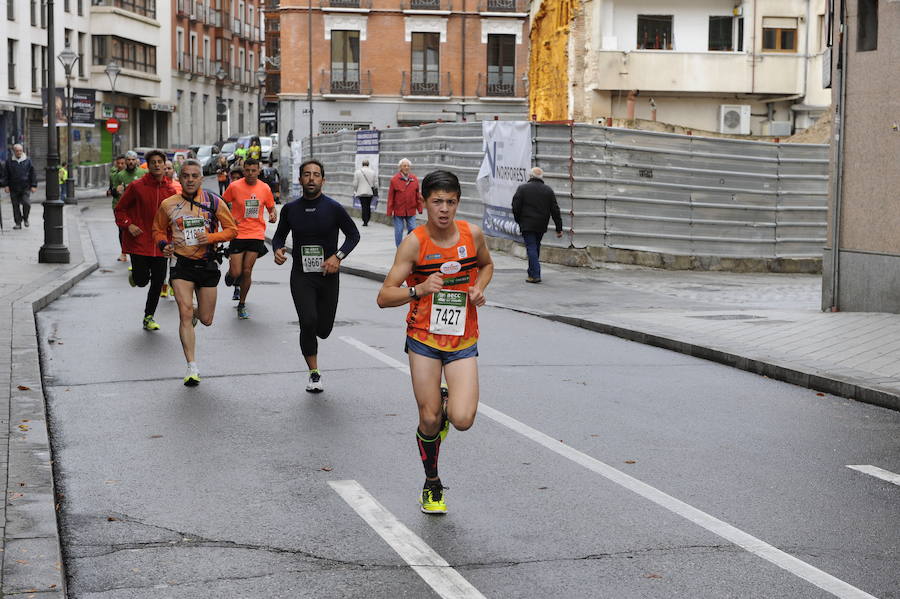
[{"xmin": 158, "ymin": 241, "xmax": 168, "ymax": 251}]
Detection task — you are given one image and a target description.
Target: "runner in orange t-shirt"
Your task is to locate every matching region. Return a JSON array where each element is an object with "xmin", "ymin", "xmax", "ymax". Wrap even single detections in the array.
[
  {"xmin": 377, "ymin": 170, "xmax": 494, "ymax": 514},
  {"xmin": 222, "ymin": 158, "xmax": 277, "ymax": 319}
]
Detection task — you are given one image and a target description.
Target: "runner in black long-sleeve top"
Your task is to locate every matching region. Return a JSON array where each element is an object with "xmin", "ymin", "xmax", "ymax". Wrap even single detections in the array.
[{"xmin": 273, "ymin": 158, "xmax": 360, "ymax": 393}]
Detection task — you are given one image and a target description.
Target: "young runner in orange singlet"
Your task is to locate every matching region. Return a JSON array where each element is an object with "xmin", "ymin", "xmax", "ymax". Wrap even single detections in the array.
[{"xmin": 377, "ymin": 170, "xmax": 494, "ymax": 514}]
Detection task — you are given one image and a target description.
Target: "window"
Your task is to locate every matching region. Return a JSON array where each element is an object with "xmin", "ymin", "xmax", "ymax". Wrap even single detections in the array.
[
  {"xmin": 737, "ymin": 17, "xmax": 744, "ymax": 51},
  {"xmin": 64, "ymin": 29, "xmax": 72, "ymax": 50},
  {"xmin": 78, "ymin": 0, "xmax": 83, "ymax": 15},
  {"xmin": 65, "ymin": 0, "xmax": 70, "ymax": 13},
  {"xmin": 411, "ymin": 32, "xmax": 439, "ymax": 94},
  {"xmin": 637, "ymin": 15, "xmax": 673, "ymax": 50},
  {"xmin": 8, "ymin": 39, "xmax": 16, "ymax": 90},
  {"xmin": 94, "ymin": 0, "xmax": 156, "ymax": 18},
  {"xmin": 486, "ymin": 34, "xmax": 515, "ymax": 96},
  {"xmin": 92, "ymin": 35, "xmax": 157, "ymax": 73},
  {"xmin": 762, "ymin": 17, "xmax": 798, "ymax": 52},
  {"xmin": 78, "ymin": 33, "xmax": 85, "ymax": 77},
  {"xmin": 31, "ymin": 44, "xmax": 39, "ymax": 92},
  {"xmin": 331, "ymin": 30, "xmax": 359, "ymax": 93},
  {"xmin": 708, "ymin": 16, "xmax": 733, "ymax": 51},
  {"xmin": 30, "ymin": 0, "xmax": 36, "ymax": 26},
  {"xmin": 7, "ymin": 0, "xmax": 13, "ymax": 21},
  {"xmin": 857, "ymin": 0, "xmax": 877, "ymax": 51}
]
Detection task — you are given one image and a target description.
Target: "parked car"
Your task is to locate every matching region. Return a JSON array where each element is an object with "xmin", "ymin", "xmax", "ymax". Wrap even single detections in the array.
[
  {"xmin": 260, "ymin": 136, "xmax": 276, "ymax": 162},
  {"xmin": 190, "ymin": 144, "xmax": 220, "ymax": 175},
  {"xmin": 220, "ymin": 141, "xmax": 238, "ymax": 165}
]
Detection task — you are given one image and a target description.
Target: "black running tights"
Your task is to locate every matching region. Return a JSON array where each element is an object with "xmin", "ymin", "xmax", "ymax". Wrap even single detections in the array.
[
  {"xmin": 290, "ymin": 270, "xmax": 340, "ymax": 357},
  {"xmin": 130, "ymin": 254, "xmax": 168, "ymax": 316}
]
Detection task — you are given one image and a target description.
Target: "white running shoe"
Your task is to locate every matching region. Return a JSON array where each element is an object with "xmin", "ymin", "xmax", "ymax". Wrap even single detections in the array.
[
  {"xmin": 184, "ymin": 364, "xmax": 201, "ymax": 387},
  {"xmin": 305, "ymin": 371, "xmax": 324, "ymax": 393}
]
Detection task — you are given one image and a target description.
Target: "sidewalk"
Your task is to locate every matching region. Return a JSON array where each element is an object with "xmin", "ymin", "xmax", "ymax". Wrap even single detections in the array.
[
  {"xmin": 0, "ymin": 186, "xmax": 103, "ymax": 596},
  {"xmin": 1, "ymin": 193, "xmax": 898, "ymax": 592}
]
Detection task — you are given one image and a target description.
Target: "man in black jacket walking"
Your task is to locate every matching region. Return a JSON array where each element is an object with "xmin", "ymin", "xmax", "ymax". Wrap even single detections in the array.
[
  {"xmin": 4, "ymin": 144, "xmax": 38, "ymax": 229},
  {"xmin": 511, "ymin": 167, "xmax": 563, "ymax": 283}
]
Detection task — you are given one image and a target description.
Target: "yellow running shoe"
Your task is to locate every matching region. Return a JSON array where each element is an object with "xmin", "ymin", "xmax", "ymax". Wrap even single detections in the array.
[
  {"xmin": 160, "ymin": 283, "xmax": 169, "ymax": 298},
  {"xmin": 142, "ymin": 315, "xmax": 160, "ymax": 331},
  {"xmin": 419, "ymin": 484, "xmax": 447, "ymax": 514}
]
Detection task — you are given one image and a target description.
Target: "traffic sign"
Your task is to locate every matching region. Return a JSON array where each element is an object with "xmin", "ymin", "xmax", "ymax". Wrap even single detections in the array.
[{"xmin": 106, "ymin": 118, "xmax": 119, "ymax": 133}]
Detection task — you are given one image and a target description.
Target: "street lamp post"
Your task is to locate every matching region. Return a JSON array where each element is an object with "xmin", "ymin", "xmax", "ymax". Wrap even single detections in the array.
[
  {"xmin": 256, "ymin": 64, "xmax": 266, "ymax": 135},
  {"xmin": 104, "ymin": 61, "xmax": 121, "ymax": 156},
  {"xmin": 216, "ymin": 67, "xmax": 226, "ymax": 143},
  {"xmin": 58, "ymin": 44, "xmax": 79, "ymax": 204},
  {"xmin": 39, "ymin": 0, "xmax": 70, "ymax": 263}
]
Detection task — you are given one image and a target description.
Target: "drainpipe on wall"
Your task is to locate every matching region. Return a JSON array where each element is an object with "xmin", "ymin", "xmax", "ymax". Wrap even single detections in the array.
[
  {"xmin": 460, "ymin": 0, "xmax": 466, "ymax": 121},
  {"xmin": 829, "ymin": 0, "xmax": 848, "ymax": 312},
  {"xmin": 751, "ymin": 0, "xmax": 758, "ymax": 93}
]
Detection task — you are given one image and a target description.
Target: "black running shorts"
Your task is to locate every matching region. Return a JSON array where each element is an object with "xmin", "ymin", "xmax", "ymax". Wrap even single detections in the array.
[
  {"xmin": 170, "ymin": 255, "xmax": 221, "ymax": 288},
  {"xmin": 228, "ymin": 238, "xmax": 269, "ymax": 257}
]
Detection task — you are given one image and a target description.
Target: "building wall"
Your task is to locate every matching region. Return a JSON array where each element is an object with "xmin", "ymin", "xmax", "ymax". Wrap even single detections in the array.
[
  {"xmin": 560, "ymin": 0, "xmax": 831, "ymax": 136},
  {"xmin": 278, "ymin": 0, "xmax": 529, "ymax": 152},
  {"xmin": 822, "ymin": 2, "xmax": 900, "ymax": 312}
]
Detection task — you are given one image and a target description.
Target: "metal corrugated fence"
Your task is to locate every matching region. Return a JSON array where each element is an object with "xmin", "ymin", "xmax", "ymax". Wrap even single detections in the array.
[{"xmin": 303, "ymin": 122, "xmax": 828, "ymax": 259}]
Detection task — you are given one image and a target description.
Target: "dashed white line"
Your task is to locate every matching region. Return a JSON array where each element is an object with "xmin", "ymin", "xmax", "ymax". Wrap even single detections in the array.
[
  {"xmin": 847, "ymin": 465, "xmax": 900, "ymax": 487},
  {"xmin": 340, "ymin": 335, "xmax": 879, "ymax": 599},
  {"xmin": 329, "ymin": 480, "xmax": 486, "ymax": 599}
]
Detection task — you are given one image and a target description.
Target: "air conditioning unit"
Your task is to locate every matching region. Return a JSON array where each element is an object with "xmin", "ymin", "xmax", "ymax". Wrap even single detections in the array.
[{"xmin": 719, "ymin": 104, "xmax": 751, "ymax": 135}]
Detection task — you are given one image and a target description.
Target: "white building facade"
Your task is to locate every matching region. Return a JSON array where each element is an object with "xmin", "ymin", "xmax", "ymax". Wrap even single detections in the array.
[{"xmin": 572, "ymin": 0, "xmax": 832, "ymax": 136}]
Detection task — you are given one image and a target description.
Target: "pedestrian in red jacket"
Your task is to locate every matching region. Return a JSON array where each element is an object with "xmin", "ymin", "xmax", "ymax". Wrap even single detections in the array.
[
  {"xmin": 114, "ymin": 149, "xmax": 179, "ymax": 331},
  {"xmin": 387, "ymin": 158, "xmax": 423, "ymax": 246}
]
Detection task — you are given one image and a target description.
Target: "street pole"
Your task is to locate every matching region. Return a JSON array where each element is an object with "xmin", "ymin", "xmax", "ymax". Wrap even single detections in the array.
[
  {"xmin": 307, "ymin": 0, "xmax": 313, "ymax": 157},
  {"xmin": 39, "ymin": 0, "xmax": 70, "ymax": 263},
  {"xmin": 105, "ymin": 61, "xmax": 121, "ymax": 158}
]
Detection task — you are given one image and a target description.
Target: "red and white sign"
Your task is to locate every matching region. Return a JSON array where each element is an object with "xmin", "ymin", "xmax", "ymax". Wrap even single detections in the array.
[{"xmin": 106, "ymin": 118, "xmax": 119, "ymax": 133}]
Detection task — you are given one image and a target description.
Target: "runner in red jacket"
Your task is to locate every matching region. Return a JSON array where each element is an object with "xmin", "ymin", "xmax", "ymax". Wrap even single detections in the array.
[{"xmin": 113, "ymin": 149, "xmax": 179, "ymax": 331}]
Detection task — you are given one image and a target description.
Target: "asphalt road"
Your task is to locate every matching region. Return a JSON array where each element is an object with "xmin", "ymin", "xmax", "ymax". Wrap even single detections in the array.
[{"xmin": 37, "ymin": 198, "xmax": 900, "ymax": 598}]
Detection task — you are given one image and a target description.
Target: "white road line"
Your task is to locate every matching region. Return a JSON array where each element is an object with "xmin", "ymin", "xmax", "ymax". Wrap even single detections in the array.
[
  {"xmin": 329, "ymin": 480, "xmax": 486, "ymax": 599},
  {"xmin": 847, "ymin": 465, "xmax": 900, "ymax": 486},
  {"xmin": 340, "ymin": 335, "xmax": 879, "ymax": 599}
]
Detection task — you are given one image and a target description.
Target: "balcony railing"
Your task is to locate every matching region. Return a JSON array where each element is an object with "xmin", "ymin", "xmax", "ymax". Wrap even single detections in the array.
[
  {"xmin": 189, "ymin": 1, "xmax": 200, "ymax": 19},
  {"xmin": 320, "ymin": 0, "xmax": 372, "ymax": 7},
  {"xmin": 233, "ymin": 66, "xmax": 242, "ymax": 83},
  {"xmin": 478, "ymin": 0, "xmax": 523, "ymax": 11},
  {"xmin": 194, "ymin": 56, "xmax": 206, "ymax": 75},
  {"xmin": 206, "ymin": 7, "xmax": 219, "ymax": 25},
  {"xmin": 403, "ymin": 0, "xmax": 448, "ymax": 10},
  {"xmin": 401, "ymin": 71, "xmax": 452, "ymax": 97},
  {"xmin": 179, "ymin": 52, "xmax": 192, "ymax": 73},
  {"xmin": 243, "ymin": 69, "xmax": 252, "ymax": 86},
  {"xmin": 476, "ymin": 72, "xmax": 523, "ymax": 98},
  {"xmin": 233, "ymin": 18, "xmax": 241, "ymax": 34},
  {"xmin": 320, "ymin": 68, "xmax": 372, "ymax": 95},
  {"xmin": 244, "ymin": 22, "xmax": 251, "ymax": 38},
  {"xmin": 94, "ymin": 0, "xmax": 157, "ymax": 18}
]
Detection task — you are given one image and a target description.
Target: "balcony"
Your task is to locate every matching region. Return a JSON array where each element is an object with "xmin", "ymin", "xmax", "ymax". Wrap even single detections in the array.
[
  {"xmin": 175, "ymin": 0, "xmax": 188, "ymax": 16},
  {"xmin": 92, "ymin": 0, "xmax": 157, "ymax": 19},
  {"xmin": 194, "ymin": 56, "xmax": 206, "ymax": 76},
  {"xmin": 401, "ymin": 71, "xmax": 452, "ymax": 98},
  {"xmin": 589, "ymin": 50, "xmax": 804, "ymax": 96},
  {"xmin": 244, "ymin": 22, "xmax": 251, "ymax": 38},
  {"xmin": 179, "ymin": 52, "xmax": 192, "ymax": 73},
  {"xmin": 320, "ymin": 0, "xmax": 372, "ymax": 8},
  {"xmin": 233, "ymin": 18, "xmax": 241, "ymax": 34},
  {"xmin": 319, "ymin": 69, "xmax": 372, "ymax": 96},
  {"xmin": 478, "ymin": 0, "xmax": 526, "ymax": 12},
  {"xmin": 476, "ymin": 72, "xmax": 525, "ymax": 99},
  {"xmin": 206, "ymin": 7, "xmax": 219, "ymax": 26},
  {"xmin": 402, "ymin": 0, "xmax": 450, "ymax": 12},
  {"xmin": 233, "ymin": 66, "xmax": 242, "ymax": 84},
  {"xmin": 188, "ymin": 1, "xmax": 199, "ymax": 20}
]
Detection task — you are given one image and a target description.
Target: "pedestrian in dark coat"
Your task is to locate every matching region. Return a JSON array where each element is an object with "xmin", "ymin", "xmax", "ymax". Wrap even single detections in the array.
[
  {"xmin": 5, "ymin": 144, "xmax": 38, "ymax": 229},
  {"xmin": 511, "ymin": 166, "xmax": 563, "ymax": 283}
]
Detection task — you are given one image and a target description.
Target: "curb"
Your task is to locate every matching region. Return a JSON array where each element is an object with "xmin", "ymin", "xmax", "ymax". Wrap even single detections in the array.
[{"xmin": 4, "ymin": 207, "xmax": 99, "ymax": 596}]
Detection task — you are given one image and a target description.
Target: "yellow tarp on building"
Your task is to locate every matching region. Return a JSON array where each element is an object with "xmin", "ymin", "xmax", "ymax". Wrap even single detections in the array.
[{"xmin": 529, "ymin": 0, "xmax": 578, "ymax": 122}]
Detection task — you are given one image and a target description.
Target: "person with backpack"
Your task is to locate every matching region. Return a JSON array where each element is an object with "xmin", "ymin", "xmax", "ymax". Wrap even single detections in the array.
[
  {"xmin": 353, "ymin": 159, "xmax": 377, "ymax": 226},
  {"xmin": 153, "ymin": 159, "xmax": 237, "ymax": 386}
]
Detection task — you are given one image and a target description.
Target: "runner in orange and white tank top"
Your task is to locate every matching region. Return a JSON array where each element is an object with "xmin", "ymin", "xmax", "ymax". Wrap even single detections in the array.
[{"xmin": 378, "ymin": 170, "xmax": 494, "ymax": 515}]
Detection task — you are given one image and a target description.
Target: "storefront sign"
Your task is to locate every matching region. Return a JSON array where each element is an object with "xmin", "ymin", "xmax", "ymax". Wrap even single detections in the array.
[
  {"xmin": 150, "ymin": 103, "xmax": 176, "ymax": 112},
  {"xmin": 114, "ymin": 106, "xmax": 129, "ymax": 121}
]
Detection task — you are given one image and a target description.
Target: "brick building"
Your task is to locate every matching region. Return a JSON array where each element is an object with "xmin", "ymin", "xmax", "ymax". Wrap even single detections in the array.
[
  {"xmin": 274, "ymin": 0, "xmax": 529, "ymax": 151},
  {"xmin": 171, "ymin": 0, "xmax": 266, "ymax": 145}
]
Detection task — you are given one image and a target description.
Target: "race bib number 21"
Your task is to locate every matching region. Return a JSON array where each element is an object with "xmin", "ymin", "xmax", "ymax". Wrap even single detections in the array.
[
  {"xmin": 182, "ymin": 216, "xmax": 206, "ymax": 247},
  {"xmin": 429, "ymin": 289, "xmax": 467, "ymax": 336}
]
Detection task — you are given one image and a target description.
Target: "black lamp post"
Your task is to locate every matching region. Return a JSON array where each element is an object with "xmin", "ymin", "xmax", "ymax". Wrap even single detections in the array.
[
  {"xmin": 104, "ymin": 61, "xmax": 121, "ymax": 157},
  {"xmin": 58, "ymin": 43, "xmax": 79, "ymax": 204},
  {"xmin": 216, "ymin": 67, "xmax": 226, "ymax": 143},
  {"xmin": 39, "ymin": 0, "xmax": 70, "ymax": 263},
  {"xmin": 256, "ymin": 64, "xmax": 266, "ymax": 135}
]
